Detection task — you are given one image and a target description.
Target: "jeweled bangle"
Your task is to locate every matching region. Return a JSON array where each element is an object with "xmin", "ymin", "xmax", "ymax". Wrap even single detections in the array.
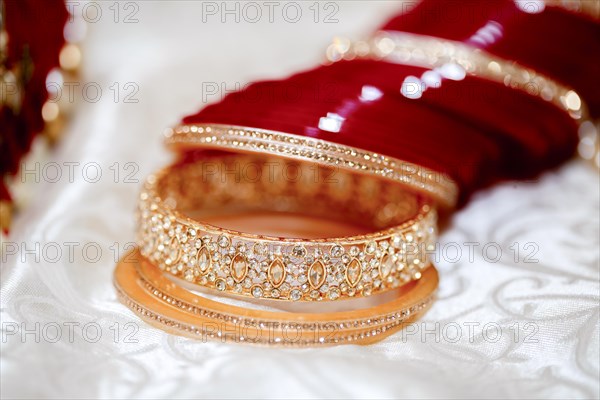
[
  {"xmin": 137, "ymin": 154, "xmax": 437, "ymax": 303},
  {"xmin": 326, "ymin": 31, "xmax": 588, "ymax": 122},
  {"xmin": 164, "ymin": 124, "xmax": 459, "ymax": 208},
  {"xmin": 114, "ymin": 249, "xmax": 439, "ymax": 346}
]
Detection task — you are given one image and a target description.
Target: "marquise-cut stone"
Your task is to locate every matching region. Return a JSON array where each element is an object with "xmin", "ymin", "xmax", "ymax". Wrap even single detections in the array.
[
  {"xmin": 166, "ymin": 237, "xmax": 181, "ymax": 265},
  {"xmin": 231, "ymin": 253, "xmax": 248, "ymax": 282},
  {"xmin": 268, "ymin": 259, "xmax": 286, "ymax": 288},
  {"xmin": 379, "ymin": 253, "xmax": 394, "ymax": 279},
  {"xmin": 345, "ymin": 258, "xmax": 362, "ymax": 287},
  {"xmin": 196, "ymin": 246, "xmax": 211, "ymax": 274},
  {"xmin": 308, "ymin": 261, "xmax": 326, "ymax": 288}
]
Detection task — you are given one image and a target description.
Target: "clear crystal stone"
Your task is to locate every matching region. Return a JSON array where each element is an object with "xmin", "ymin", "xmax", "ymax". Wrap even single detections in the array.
[
  {"xmin": 290, "ymin": 289, "xmax": 302, "ymax": 301},
  {"xmin": 365, "ymin": 242, "xmax": 376, "ymax": 254},
  {"xmin": 251, "ymin": 286, "xmax": 263, "ymax": 298},
  {"xmin": 218, "ymin": 235, "xmax": 230, "ymax": 248},
  {"xmin": 328, "ymin": 287, "xmax": 341, "ymax": 300},
  {"xmin": 280, "ymin": 282, "xmax": 291, "ymax": 293},
  {"xmin": 292, "ymin": 245, "xmax": 306, "ymax": 258},
  {"xmin": 253, "ymin": 242, "xmax": 267, "ymax": 255},
  {"xmin": 330, "ymin": 245, "xmax": 343, "ymax": 257}
]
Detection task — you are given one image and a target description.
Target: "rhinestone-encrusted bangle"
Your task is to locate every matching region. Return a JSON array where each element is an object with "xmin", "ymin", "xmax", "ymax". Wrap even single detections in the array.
[
  {"xmin": 165, "ymin": 124, "xmax": 459, "ymax": 208},
  {"xmin": 138, "ymin": 155, "xmax": 438, "ymax": 303}
]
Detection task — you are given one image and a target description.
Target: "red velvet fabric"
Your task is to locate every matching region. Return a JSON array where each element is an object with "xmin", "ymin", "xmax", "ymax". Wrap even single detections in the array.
[
  {"xmin": 184, "ymin": 1, "xmax": 598, "ymax": 203},
  {"xmin": 184, "ymin": 58, "xmax": 579, "ymax": 203},
  {"xmin": 0, "ymin": 0, "xmax": 68, "ymax": 201}
]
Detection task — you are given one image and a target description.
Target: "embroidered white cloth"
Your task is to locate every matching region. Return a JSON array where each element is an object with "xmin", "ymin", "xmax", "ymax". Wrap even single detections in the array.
[{"xmin": 1, "ymin": 3, "xmax": 598, "ymax": 399}]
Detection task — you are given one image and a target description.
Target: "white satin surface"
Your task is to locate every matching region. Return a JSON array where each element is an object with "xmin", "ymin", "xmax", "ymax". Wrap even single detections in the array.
[{"xmin": 1, "ymin": 2, "xmax": 599, "ymax": 399}]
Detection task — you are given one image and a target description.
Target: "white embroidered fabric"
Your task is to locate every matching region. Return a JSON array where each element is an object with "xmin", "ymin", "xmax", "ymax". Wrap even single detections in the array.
[{"xmin": 1, "ymin": 3, "xmax": 598, "ymax": 398}]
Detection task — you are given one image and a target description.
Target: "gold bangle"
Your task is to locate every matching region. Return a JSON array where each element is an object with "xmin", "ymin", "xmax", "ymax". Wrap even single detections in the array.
[
  {"xmin": 138, "ymin": 154, "xmax": 437, "ymax": 303},
  {"xmin": 326, "ymin": 31, "xmax": 588, "ymax": 122},
  {"xmin": 164, "ymin": 124, "xmax": 459, "ymax": 208},
  {"xmin": 545, "ymin": 0, "xmax": 600, "ymax": 19},
  {"xmin": 114, "ymin": 248, "xmax": 438, "ymax": 346}
]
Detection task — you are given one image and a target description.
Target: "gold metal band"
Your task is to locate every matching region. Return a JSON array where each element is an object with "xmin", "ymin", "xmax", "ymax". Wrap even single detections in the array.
[
  {"xmin": 165, "ymin": 124, "xmax": 459, "ymax": 208},
  {"xmin": 326, "ymin": 31, "xmax": 587, "ymax": 122},
  {"xmin": 114, "ymin": 249, "xmax": 438, "ymax": 346},
  {"xmin": 326, "ymin": 30, "xmax": 597, "ymax": 167},
  {"xmin": 545, "ymin": 0, "xmax": 600, "ymax": 19},
  {"xmin": 138, "ymin": 154, "xmax": 437, "ymax": 303}
]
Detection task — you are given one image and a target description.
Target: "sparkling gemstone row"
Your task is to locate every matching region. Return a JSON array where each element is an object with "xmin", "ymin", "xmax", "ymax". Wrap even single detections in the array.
[{"xmin": 138, "ymin": 198, "xmax": 437, "ymax": 302}]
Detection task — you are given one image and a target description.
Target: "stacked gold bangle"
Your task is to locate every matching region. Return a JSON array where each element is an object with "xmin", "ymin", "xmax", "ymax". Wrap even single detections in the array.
[
  {"xmin": 115, "ymin": 127, "xmax": 455, "ymax": 345},
  {"xmin": 115, "ymin": 252, "xmax": 439, "ymax": 346},
  {"xmin": 115, "ymin": 3, "xmax": 597, "ymax": 345}
]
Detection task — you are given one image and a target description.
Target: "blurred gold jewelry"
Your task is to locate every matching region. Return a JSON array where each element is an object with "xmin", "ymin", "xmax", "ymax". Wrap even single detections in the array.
[
  {"xmin": 577, "ymin": 120, "xmax": 600, "ymax": 169},
  {"xmin": 545, "ymin": 0, "xmax": 600, "ymax": 19},
  {"xmin": 326, "ymin": 31, "xmax": 588, "ymax": 122}
]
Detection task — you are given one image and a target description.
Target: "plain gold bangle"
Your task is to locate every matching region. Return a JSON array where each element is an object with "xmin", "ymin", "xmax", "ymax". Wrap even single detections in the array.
[{"xmin": 114, "ymin": 249, "xmax": 438, "ymax": 346}]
